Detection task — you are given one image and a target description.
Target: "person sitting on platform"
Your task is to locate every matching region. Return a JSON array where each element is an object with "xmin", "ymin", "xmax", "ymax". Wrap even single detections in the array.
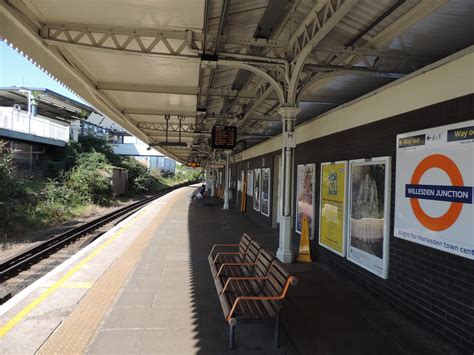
[
  {"xmin": 192, "ymin": 184, "xmax": 206, "ymax": 200},
  {"xmin": 200, "ymin": 183, "xmax": 206, "ymax": 198}
]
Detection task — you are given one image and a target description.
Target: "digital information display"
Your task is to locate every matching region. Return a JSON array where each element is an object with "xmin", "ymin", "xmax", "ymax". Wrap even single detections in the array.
[{"xmin": 211, "ymin": 126, "xmax": 237, "ymax": 149}]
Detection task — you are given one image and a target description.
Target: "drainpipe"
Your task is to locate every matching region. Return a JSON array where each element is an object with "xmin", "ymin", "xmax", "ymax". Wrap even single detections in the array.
[
  {"xmin": 31, "ymin": 93, "xmax": 38, "ymax": 117},
  {"xmin": 29, "ymin": 91, "xmax": 39, "ymax": 135}
]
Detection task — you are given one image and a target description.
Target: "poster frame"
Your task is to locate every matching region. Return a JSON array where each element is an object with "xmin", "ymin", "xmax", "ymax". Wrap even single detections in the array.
[
  {"xmin": 295, "ymin": 163, "xmax": 316, "ymax": 240},
  {"xmin": 261, "ymin": 168, "xmax": 271, "ymax": 217},
  {"xmin": 394, "ymin": 121, "xmax": 474, "ymax": 260},
  {"xmin": 347, "ymin": 156, "xmax": 391, "ymax": 279},
  {"xmin": 318, "ymin": 161, "xmax": 348, "ymax": 257},
  {"xmin": 247, "ymin": 170, "xmax": 253, "ymax": 196},
  {"xmin": 253, "ymin": 168, "xmax": 262, "ymax": 211}
]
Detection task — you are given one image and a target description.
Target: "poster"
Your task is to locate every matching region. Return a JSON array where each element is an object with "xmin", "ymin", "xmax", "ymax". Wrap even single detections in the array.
[
  {"xmin": 261, "ymin": 168, "xmax": 271, "ymax": 216},
  {"xmin": 347, "ymin": 157, "xmax": 391, "ymax": 279},
  {"xmin": 319, "ymin": 161, "xmax": 348, "ymax": 256},
  {"xmin": 247, "ymin": 170, "xmax": 253, "ymax": 196},
  {"xmin": 253, "ymin": 168, "xmax": 261, "ymax": 211},
  {"xmin": 240, "ymin": 170, "xmax": 244, "ymax": 192},
  {"xmin": 296, "ymin": 164, "xmax": 315, "ymax": 239},
  {"xmin": 394, "ymin": 121, "xmax": 474, "ymax": 260}
]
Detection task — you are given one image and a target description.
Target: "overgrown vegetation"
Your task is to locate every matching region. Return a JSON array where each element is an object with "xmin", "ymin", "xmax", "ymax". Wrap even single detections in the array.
[
  {"xmin": 0, "ymin": 143, "xmax": 36, "ymax": 245},
  {"xmin": 0, "ymin": 136, "xmax": 200, "ymax": 248}
]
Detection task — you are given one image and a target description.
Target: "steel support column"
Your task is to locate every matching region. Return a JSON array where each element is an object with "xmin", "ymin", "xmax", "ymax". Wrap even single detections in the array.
[
  {"xmin": 211, "ymin": 169, "xmax": 216, "ymax": 197},
  {"xmin": 276, "ymin": 106, "xmax": 300, "ymax": 263},
  {"xmin": 205, "ymin": 166, "xmax": 211, "ymax": 194},
  {"xmin": 223, "ymin": 151, "xmax": 231, "ymax": 210}
]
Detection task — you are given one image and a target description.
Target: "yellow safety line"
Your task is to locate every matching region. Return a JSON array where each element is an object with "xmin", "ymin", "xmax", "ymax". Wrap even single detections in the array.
[{"xmin": 0, "ymin": 210, "xmax": 145, "ymax": 337}]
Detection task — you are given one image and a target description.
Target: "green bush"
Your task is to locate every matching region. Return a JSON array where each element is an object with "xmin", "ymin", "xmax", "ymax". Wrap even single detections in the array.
[
  {"xmin": 66, "ymin": 152, "xmax": 114, "ymax": 206},
  {"xmin": 0, "ymin": 142, "xmax": 35, "ymax": 242},
  {"xmin": 36, "ymin": 180, "xmax": 76, "ymax": 223},
  {"xmin": 132, "ymin": 172, "xmax": 157, "ymax": 192},
  {"xmin": 118, "ymin": 157, "xmax": 151, "ymax": 193},
  {"xmin": 1, "ymin": 135, "xmax": 196, "ymax": 247},
  {"xmin": 64, "ymin": 134, "xmax": 120, "ymax": 170}
]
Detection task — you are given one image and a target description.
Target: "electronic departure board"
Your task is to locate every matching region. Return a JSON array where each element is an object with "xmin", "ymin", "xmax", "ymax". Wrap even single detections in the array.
[{"xmin": 211, "ymin": 126, "xmax": 237, "ymax": 149}]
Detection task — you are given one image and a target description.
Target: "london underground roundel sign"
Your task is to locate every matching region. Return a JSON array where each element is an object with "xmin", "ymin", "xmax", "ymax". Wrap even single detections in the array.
[
  {"xmin": 409, "ymin": 154, "xmax": 466, "ymax": 231},
  {"xmin": 394, "ymin": 121, "xmax": 474, "ymax": 260}
]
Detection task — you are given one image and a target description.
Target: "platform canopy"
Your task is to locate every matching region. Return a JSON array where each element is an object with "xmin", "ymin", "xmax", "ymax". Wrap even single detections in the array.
[{"xmin": 1, "ymin": 0, "xmax": 472, "ymax": 163}]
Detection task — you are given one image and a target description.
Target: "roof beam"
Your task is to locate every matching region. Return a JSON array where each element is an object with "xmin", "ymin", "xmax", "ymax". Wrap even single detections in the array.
[
  {"xmin": 98, "ymin": 83, "xmax": 256, "ymax": 99},
  {"xmin": 143, "ymin": 131, "xmax": 201, "ymax": 138},
  {"xmin": 314, "ymin": 45, "xmax": 432, "ymax": 62},
  {"xmin": 40, "ymin": 23, "xmax": 289, "ymax": 60},
  {"xmin": 367, "ymin": 0, "xmax": 448, "ymax": 48},
  {"xmin": 124, "ymin": 109, "xmax": 200, "ymax": 117},
  {"xmin": 288, "ymin": 0, "xmax": 358, "ymax": 63},
  {"xmin": 305, "ymin": 64, "xmax": 405, "ymax": 78},
  {"xmin": 136, "ymin": 122, "xmax": 194, "ymax": 131},
  {"xmin": 288, "ymin": 0, "xmax": 358, "ymax": 104}
]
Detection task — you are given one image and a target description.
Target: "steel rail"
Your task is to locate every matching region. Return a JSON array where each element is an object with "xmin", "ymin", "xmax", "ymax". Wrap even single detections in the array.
[{"xmin": 0, "ymin": 181, "xmax": 196, "ymax": 281}]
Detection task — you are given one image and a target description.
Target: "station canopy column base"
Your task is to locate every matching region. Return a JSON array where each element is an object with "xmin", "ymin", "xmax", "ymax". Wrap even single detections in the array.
[{"xmin": 277, "ymin": 216, "xmax": 294, "ymax": 263}]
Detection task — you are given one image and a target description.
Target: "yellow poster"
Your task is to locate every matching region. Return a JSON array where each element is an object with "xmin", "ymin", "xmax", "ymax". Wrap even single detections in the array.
[{"xmin": 319, "ymin": 162, "xmax": 347, "ymax": 256}]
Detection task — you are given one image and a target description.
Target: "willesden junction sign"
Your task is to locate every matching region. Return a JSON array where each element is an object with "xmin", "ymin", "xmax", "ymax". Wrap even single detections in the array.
[{"xmin": 395, "ymin": 120, "xmax": 474, "ymax": 260}]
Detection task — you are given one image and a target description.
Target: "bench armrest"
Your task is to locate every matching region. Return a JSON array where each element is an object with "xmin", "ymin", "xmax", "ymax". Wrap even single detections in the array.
[
  {"xmin": 215, "ymin": 262, "xmax": 256, "ymax": 279},
  {"xmin": 209, "ymin": 244, "xmax": 240, "ymax": 258},
  {"xmin": 212, "ymin": 252, "xmax": 242, "ymax": 264},
  {"xmin": 226, "ymin": 276, "xmax": 297, "ymax": 321},
  {"xmin": 220, "ymin": 276, "xmax": 268, "ymax": 295}
]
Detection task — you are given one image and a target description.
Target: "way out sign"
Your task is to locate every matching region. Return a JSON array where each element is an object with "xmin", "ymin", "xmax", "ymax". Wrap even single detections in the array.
[{"xmin": 394, "ymin": 121, "xmax": 474, "ymax": 260}]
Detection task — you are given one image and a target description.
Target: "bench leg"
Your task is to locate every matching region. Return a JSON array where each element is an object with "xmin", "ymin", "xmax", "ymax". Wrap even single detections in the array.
[
  {"xmin": 274, "ymin": 312, "xmax": 281, "ymax": 348},
  {"xmin": 229, "ymin": 324, "xmax": 236, "ymax": 349}
]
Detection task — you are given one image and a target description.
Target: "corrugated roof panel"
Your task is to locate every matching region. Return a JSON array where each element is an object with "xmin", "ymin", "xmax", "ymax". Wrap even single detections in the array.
[
  {"xmin": 383, "ymin": 0, "xmax": 474, "ymax": 57},
  {"xmin": 108, "ymin": 92, "xmax": 197, "ymax": 112},
  {"xmin": 70, "ymin": 47, "xmax": 200, "ymax": 87},
  {"xmin": 30, "ymin": 0, "xmax": 205, "ymax": 30}
]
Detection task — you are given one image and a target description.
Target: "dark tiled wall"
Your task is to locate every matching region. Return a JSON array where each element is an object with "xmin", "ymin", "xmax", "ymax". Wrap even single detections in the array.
[
  {"xmin": 234, "ymin": 152, "xmax": 275, "ymax": 227},
  {"xmin": 236, "ymin": 94, "xmax": 474, "ymax": 353}
]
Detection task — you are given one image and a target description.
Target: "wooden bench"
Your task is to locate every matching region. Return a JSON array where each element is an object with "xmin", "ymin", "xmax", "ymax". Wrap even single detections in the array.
[
  {"xmin": 208, "ymin": 233, "xmax": 253, "ymax": 269},
  {"xmin": 208, "ymin": 237, "xmax": 297, "ymax": 349},
  {"xmin": 210, "ymin": 239, "xmax": 261, "ymax": 279}
]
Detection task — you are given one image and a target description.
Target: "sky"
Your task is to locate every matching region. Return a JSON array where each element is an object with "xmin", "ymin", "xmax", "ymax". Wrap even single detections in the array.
[{"xmin": 0, "ymin": 40, "xmax": 85, "ymax": 103}]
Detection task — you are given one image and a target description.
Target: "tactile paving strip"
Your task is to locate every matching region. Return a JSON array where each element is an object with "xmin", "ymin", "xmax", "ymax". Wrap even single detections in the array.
[{"xmin": 37, "ymin": 190, "xmax": 183, "ymax": 354}]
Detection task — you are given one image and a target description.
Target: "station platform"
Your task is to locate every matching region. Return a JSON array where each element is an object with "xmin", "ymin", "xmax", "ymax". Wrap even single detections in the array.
[{"xmin": 0, "ymin": 185, "xmax": 459, "ymax": 354}]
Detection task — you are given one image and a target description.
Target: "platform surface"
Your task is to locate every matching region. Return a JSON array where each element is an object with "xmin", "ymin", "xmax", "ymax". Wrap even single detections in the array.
[{"xmin": 0, "ymin": 186, "xmax": 460, "ymax": 354}]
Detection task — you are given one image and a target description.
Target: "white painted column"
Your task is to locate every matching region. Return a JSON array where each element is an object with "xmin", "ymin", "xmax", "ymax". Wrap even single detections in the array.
[
  {"xmin": 276, "ymin": 106, "xmax": 300, "ymax": 263},
  {"xmin": 205, "ymin": 167, "xmax": 210, "ymax": 191},
  {"xmin": 211, "ymin": 169, "xmax": 216, "ymax": 197},
  {"xmin": 223, "ymin": 151, "xmax": 231, "ymax": 209}
]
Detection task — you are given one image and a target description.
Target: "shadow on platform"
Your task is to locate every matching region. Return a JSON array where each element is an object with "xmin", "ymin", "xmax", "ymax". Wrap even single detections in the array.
[{"xmin": 186, "ymin": 195, "xmax": 459, "ymax": 355}]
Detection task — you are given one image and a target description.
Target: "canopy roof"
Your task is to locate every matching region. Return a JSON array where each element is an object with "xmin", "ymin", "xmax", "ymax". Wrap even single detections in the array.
[
  {"xmin": 0, "ymin": 86, "xmax": 94, "ymax": 121},
  {"xmin": 1, "ymin": 0, "xmax": 472, "ymax": 163}
]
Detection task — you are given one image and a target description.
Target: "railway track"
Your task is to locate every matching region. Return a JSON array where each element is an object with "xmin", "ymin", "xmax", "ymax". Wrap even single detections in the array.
[{"xmin": 0, "ymin": 182, "xmax": 195, "ymax": 285}]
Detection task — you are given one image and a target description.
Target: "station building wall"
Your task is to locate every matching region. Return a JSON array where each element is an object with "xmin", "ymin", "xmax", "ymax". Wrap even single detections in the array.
[
  {"xmin": 234, "ymin": 152, "xmax": 276, "ymax": 227},
  {"xmin": 232, "ymin": 47, "xmax": 474, "ymax": 353}
]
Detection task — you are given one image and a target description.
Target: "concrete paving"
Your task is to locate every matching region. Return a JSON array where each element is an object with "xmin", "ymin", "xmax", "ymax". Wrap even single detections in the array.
[
  {"xmin": 1, "ymin": 185, "xmax": 460, "ymax": 354},
  {"xmin": 0, "ymin": 191, "xmax": 178, "ymax": 354},
  {"xmin": 87, "ymin": 187, "xmax": 296, "ymax": 354},
  {"xmin": 88, "ymin": 189, "xmax": 458, "ymax": 354}
]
